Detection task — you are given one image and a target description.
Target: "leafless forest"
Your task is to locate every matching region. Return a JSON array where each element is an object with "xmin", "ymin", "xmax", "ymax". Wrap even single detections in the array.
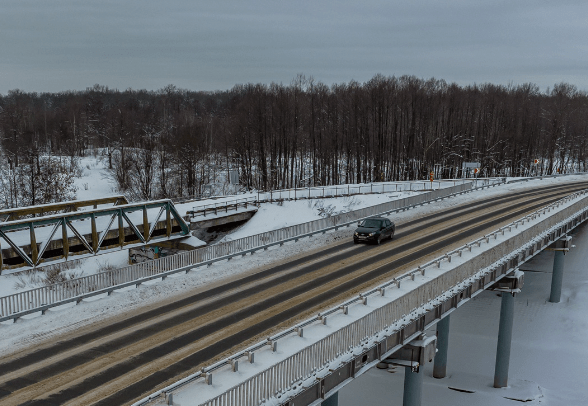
[{"xmin": 1, "ymin": 75, "xmax": 587, "ymax": 206}]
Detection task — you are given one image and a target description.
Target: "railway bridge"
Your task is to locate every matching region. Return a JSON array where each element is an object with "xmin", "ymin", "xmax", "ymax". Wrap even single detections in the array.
[{"xmin": 0, "ymin": 197, "xmax": 190, "ymax": 273}]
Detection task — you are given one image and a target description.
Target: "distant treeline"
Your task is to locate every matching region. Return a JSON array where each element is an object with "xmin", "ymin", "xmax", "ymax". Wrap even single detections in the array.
[{"xmin": 1, "ymin": 75, "xmax": 587, "ymax": 201}]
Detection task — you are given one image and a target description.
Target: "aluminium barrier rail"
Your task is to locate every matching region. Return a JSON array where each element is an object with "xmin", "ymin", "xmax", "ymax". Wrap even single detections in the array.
[
  {"xmin": 187, "ymin": 197, "xmax": 258, "ymax": 218},
  {"xmin": 186, "ymin": 180, "xmax": 474, "ymax": 219},
  {"xmin": 224, "ymin": 180, "xmax": 469, "ymax": 204},
  {"xmin": 176, "ymin": 180, "xmax": 472, "ymax": 207},
  {"xmin": 133, "ymin": 188, "xmax": 588, "ymax": 406},
  {"xmin": 184, "ymin": 174, "xmax": 588, "ymax": 220},
  {"xmin": 506, "ymin": 171, "xmax": 588, "ymax": 184},
  {"xmin": 171, "ymin": 172, "xmax": 588, "ymax": 206},
  {"xmin": 1, "ymin": 180, "xmax": 510, "ymax": 321}
]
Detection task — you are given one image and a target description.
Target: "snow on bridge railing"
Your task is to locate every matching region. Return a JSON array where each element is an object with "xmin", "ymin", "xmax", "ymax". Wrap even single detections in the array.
[
  {"xmin": 506, "ymin": 171, "xmax": 588, "ymax": 184},
  {"xmin": 0, "ymin": 180, "xmax": 507, "ymax": 322},
  {"xmin": 187, "ymin": 196, "xmax": 258, "ymax": 219},
  {"xmin": 187, "ymin": 179, "xmax": 479, "ymax": 212},
  {"xmin": 133, "ymin": 188, "xmax": 588, "ymax": 406},
  {"xmin": 185, "ymin": 180, "xmax": 479, "ymax": 219},
  {"xmin": 229, "ymin": 180, "xmax": 470, "ymax": 203},
  {"xmin": 0, "ymin": 195, "xmax": 128, "ymax": 223}
]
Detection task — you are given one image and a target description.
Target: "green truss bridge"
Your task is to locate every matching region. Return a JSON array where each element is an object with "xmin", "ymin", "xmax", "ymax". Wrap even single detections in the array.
[{"xmin": 0, "ymin": 197, "xmax": 190, "ymax": 274}]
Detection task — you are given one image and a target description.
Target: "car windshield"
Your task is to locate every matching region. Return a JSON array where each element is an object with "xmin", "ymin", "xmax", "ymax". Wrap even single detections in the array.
[{"xmin": 361, "ymin": 219, "xmax": 382, "ymax": 228}]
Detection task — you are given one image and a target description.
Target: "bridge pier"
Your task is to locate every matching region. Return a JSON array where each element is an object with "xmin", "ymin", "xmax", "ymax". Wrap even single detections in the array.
[
  {"xmin": 433, "ymin": 315, "xmax": 450, "ymax": 379},
  {"xmin": 378, "ymin": 335, "xmax": 436, "ymax": 406},
  {"xmin": 549, "ymin": 236, "xmax": 571, "ymax": 303},
  {"xmin": 403, "ymin": 365, "xmax": 424, "ymax": 406},
  {"xmin": 493, "ymin": 291, "xmax": 515, "ymax": 388},
  {"xmin": 321, "ymin": 391, "xmax": 338, "ymax": 406},
  {"xmin": 487, "ymin": 270, "xmax": 524, "ymax": 389}
]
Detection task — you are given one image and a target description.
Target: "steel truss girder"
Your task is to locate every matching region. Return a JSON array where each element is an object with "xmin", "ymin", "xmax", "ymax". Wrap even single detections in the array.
[
  {"xmin": 0, "ymin": 200, "xmax": 190, "ymax": 271},
  {"xmin": 0, "ymin": 195, "xmax": 128, "ymax": 223}
]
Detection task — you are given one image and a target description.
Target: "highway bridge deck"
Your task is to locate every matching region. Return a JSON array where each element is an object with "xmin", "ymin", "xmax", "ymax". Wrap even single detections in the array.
[{"xmin": 0, "ymin": 181, "xmax": 586, "ymax": 406}]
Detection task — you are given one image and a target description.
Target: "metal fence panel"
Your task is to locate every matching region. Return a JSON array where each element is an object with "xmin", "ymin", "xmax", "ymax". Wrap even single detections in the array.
[{"xmin": 1, "ymin": 181, "xmax": 490, "ymax": 318}]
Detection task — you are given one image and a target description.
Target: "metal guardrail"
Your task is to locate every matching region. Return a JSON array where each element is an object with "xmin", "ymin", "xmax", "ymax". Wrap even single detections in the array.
[
  {"xmin": 187, "ymin": 197, "xmax": 258, "ymax": 219},
  {"xmin": 247, "ymin": 180, "xmax": 467, "ymax": 202},
  {"xmin": 170, "ymin": 172, "xmax": 588, "ymax": 206},
  {"xmin": 186, "ymin": 181, "xmax": 473, "ymax": 219},
  {"xmin": 505, "ymin": 172, "xmax": 588, "ymax": 184},
  {"xmin": 175, "ymin": 180, "xmax": 471, "ymax": 206},
  {"xmin": 134, "ymin": 189, "xmax": 588, "ymax": 406},
  {"xmin": 183, "ymin": 174, "xmax": 588, "ymax": 219},
  {"xmin": 1, "ymin": 181, "xmax": 501, "ymax": 321}
]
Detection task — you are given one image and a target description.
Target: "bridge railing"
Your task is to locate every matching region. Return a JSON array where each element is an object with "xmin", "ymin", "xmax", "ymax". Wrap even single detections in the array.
[
  {"xmin": 134, "ymin": 189, "xmax": 588, "ymax": 406},
  {"xmin": 187, "ymin": 180, "xmax": 474, "ymax": 215},
  {"xmin": 1, "ymin": 180, "xmax": 511, "ymax": 321},
  {"xmin": 187, "ymin": 197, "xmax": 258, "ymax": 219},
  {"xmin": 0, "ymin": 195, "xmax": 128, "ymax": 222},
  {"xmin": 246, "ymin": 180, "xmax": 467, "ymax": 202}
]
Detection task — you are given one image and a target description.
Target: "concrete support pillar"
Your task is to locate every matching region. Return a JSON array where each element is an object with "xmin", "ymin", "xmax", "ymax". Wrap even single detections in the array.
[
  {"xmin": 403, "ymin": 365, "xmax": 424, "ymax": 406},
  {"xmin": 549, "ymin": 249, "xmax": 565, "ymax": 303},
  {"xmin": 494, "ymin": 292, "xmax": 515, "ymax": 388},
  {"xmin": 321, "ymin": 391, "xmax": 338, "ymax": 406},
  {"xmin": 433, "ymin": 315, "xmax": 450, "ymax": 379}
]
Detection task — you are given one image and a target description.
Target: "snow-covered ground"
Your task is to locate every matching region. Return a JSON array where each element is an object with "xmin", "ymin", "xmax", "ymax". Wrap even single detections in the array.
[
  {"xmin": 1, "ymin": 156, "xmax": 588, "ymax": 405},
  {"xmin": 338, "ymin": 222, "xmax": 588, "ymax": 406},
  {"xmin": 1, "ymin": 175, "xmax": 586, "ymax": 336},
  {"xmin": 0, "ymin": 154, "xmax": 441, "ymax": 293},
  {"xmin": 73, "ymin": 154, "xmax": 121, "ymax": 200},
  {"xmin": 218, "ymin": 192, "xmax": 416, "ymax": 241}
]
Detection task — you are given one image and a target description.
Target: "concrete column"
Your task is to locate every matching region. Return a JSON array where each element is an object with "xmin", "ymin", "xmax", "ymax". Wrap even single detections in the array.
[
  {"xmin": 403, "ymin": 366, "xmax": 424, "ymax": 406},
  {"xmin": 494, "ymin": 292, "xmax": 515, "ymax": 388},
  {"xmin": 321, "ymin": 391, "xmax": 338, "ymax": 406},
  {"xmin": 433, "ymin": 315, "xmax": 450, "ymax": 379},
  {"xmin": 549, "ymin": 249, "xmax": 565, "ymax": 303}
]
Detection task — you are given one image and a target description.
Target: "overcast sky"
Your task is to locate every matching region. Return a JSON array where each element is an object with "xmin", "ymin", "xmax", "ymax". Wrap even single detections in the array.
[{"xmin": 1, "ymin": 0, "xmax": 587, "ymax": 94}]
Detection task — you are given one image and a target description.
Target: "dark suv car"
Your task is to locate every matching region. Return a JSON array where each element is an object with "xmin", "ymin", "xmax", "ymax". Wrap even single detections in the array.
[{"xmin": 353, "ymin": 217, "xmax": 395, "ymax": 245}]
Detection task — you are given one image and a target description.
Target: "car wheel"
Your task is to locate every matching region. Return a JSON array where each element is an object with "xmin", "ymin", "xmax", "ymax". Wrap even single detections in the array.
[
  {"xmin": 390, "ymin": 231, "xmax": 394, "ymax": 240},
  {"xmin": 354, "ymin": 239, "xmax": 358, "ymax": 244},
  {"xmin": 376, "ymin": 235, "xmax": 381, "ymax": 245}
]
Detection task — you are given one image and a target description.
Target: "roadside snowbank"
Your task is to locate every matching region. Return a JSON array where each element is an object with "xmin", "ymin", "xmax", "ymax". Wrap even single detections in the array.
[{"xmin": 1, "ymin": 174, "xmax": 587, "ymax": 384}]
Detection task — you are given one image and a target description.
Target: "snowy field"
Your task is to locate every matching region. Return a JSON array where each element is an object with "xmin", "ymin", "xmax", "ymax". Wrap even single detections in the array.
[
  {"xmin": 1, "ymin": 157, "xmax": 587, "ymax": 405},
  {"xmin": 73, "ymin": 155, "xmax": 121, "ymax": 200}
]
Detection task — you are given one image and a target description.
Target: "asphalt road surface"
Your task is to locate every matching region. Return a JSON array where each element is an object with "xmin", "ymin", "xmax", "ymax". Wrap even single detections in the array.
[{"xmin": 1, "ymin": 181, "xmax": 586, "ymax": 406}]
